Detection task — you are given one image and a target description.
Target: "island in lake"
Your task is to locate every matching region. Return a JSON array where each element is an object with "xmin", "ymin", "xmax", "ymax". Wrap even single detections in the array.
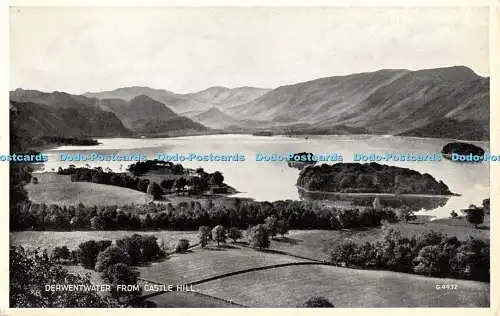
[
  {"xmin": 287, "ymin": 152, "xmax": 318, "ymax": 170},
  {"xmin": 297, "ymin": 162, "xmax": 454, "ymax": 195},
  {"xmin": 441, "ymin": 142, "xmax": 485, "ymax": 160},
  {"xmin": 40, "ymin": 136, "xmax": 100, "ymax": 146},
  {"xmin": 252, "ymin": 131, "xmax": 274, "ymax": 136}
]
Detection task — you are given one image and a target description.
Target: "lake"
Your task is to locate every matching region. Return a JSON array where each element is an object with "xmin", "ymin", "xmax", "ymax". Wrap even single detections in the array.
[{"xmin": 38, "ymin": 134, "xmax": 489, "ymax": 219}]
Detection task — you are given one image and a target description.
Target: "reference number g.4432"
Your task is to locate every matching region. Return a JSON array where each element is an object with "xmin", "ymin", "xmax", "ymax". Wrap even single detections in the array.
[{"xmin": 435, "ymin": 284, "xmax": 458, "ymax": 290}]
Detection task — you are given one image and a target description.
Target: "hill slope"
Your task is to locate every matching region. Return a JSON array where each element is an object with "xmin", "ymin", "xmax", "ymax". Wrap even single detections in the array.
[
  {"xmin": 226, "ymin": 66, "xmax": 489, "ymax": 140},
  {"xmin": 190, "ymin": 107, "xmax": 241, "ymax": 129},
  {"xmin": 9, "ymin": 93, "xmax": 131, "ymax": 140},
  {"xmin": 98, "ymin": 95, "xmax": 209, "ymax": 133},
  {"xmin": 85, "ymin": 86, "xmax": 207, "ymax": 114},
  {"xmin": 185, "ymin": 86, "xmax": 271, "ymax": 110}
]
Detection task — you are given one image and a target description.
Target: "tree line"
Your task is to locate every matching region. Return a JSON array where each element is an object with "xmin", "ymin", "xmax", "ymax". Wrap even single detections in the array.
[
  {"xmin": 11, "ymin": 199, "xmax": 400, "ymax": 231},
  {"xmin": 329, "ymin": 227, "xmax": 489, "ymax": 282},
  {"xmin": 57, "ymin": 165, "xmax": 227, "ymax": 197}
]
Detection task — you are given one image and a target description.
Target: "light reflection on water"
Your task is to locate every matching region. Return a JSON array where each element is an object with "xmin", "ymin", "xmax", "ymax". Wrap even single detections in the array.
[{"xmin": 39, "ymin": 134, "xmax": 489, "ymax": 219}]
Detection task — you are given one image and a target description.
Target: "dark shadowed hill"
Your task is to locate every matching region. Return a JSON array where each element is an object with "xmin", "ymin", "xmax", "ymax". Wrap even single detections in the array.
[
  {"xmin": 97, "ymin": 95, "xmax": 209, "ymax": 133},
  {"xmin": 84, "ymin": 86, "xmax": 207, "ymax": 114},
  {"xmin": 226, "ymin": 66, "xmax": 489, "ymax": 140},
  {"xmin": 10, "ymin": 100, "xmax": 131, "ymax": 139},
  {"xmin": 9, "ymin": 89, "xmax": 131, "ymax": 139}
]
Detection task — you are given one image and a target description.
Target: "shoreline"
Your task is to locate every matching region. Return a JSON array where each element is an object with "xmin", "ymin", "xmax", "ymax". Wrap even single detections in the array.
[{"xmin": 296, "ymin": 185, "xmax": 460, "ymax": 198}]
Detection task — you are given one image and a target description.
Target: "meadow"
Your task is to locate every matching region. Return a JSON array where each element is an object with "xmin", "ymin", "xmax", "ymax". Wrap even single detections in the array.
[
  {"xmin": 136, "ymin": 244, "xmax": 311, "ymax": 285},
  {"xmin": 267, "ymin": 217, "xmax": 490, "ymax": 261},
  {"xmin": 195, "ymin": 264, "xmax": 490, "ymax": 307},
  {"xmin": 26, "ymin": 173, "xmax": 149, "ymax": 206}
]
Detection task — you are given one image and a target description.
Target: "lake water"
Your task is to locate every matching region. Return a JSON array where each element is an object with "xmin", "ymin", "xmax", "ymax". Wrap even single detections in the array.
[{"xmin": 39, "ymin": 134, "xmax": 489, "ymax": 219}]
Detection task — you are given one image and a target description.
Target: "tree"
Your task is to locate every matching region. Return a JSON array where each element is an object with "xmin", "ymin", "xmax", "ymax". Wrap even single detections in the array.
[
  {"xmin": 77, "ymin": 240, "xmax": 100, "ymax": 269},
  {"xmin": 264, "ymin": 216, "xmax": 278, "ymax": 238},
  {"xmin": 174, "ymin": 177, "xmax": 187, "ymax": 195},
  {"xmin": 146, "ymin": 182, "xmax": 163, "ymax": 201},
  {"xmin": 116, "ymin": 234, "xmax": 162, "ymax": 264},
  {"xmin": 276, "ymin": 220, "xmax": 289, "ymax": 238},
  {"xmin": 300, "ymin": 297, "xmax": 334, "ymax": 307},
  {"xmin": 160, "ymin": 179, "xmax": 174, "ymax": 192},
  {"xmin": 329, "ymin": 240, "xmax": 358, "ymax": 266},
  {"xmin": 463, "ymin": 207, "xmax": 485, "ymax": 228},
  {"xmin": 137, "ymin": 179, "xmax": 150, "ymax": 192},
  {"xmin": 210, "ymin": 171, "xmax": 224, "ymax": 186},
  {"xmin": 396, "ymin": 206, "xmax": 415, "ymax": 223},
  {"xmin": 198, "ymin": 226, "xmax": 212, "ymax": 248},
  {"xmin": 212, "ymin": 225, "xmax": 227, "ymax": 247},
  {"xmin": 413, "ymin": 245, "xmax": 447, "ymax": 276},
  {"xmin": 228, "ymin": 227, "xmax": 242, "ymax": 243},
  {"xmin": 32, "ymin": 177, "xmax": 39, "ymax": 184},
  {"xmin": 482, "ymin": 198, "xmax": 490, "ymax": 214},
  {"xmin": 175, "ymin": 239, "xmax": 190, "ymax": 253},
  {"xmin": 96, "ymin": 240, "xmax": 112, "ymax": 252},
  {"xmin": 10, "ymin": 246, "xmax": 116, "ymax": 307},
  {"xmin": 103, "ymin": 263, "xmax": 140, "ymax": 304},
  {"xmin": 52, "ymin": 246, "xmax": 70, "ymax": 263},
  {"xmin": 95, "ymin": 246, "xmax": 131, "ymax": 272},
  {"xmin": 450, "ymin": 210, "xmax": 458, "ymax": 218},
  {"xmin": 248, "ymin": 224, "xmax": 270, "ymax": 249},
  {"xmin": 171, "ymin": 163, "xmax": 184, "ymax": 175}
]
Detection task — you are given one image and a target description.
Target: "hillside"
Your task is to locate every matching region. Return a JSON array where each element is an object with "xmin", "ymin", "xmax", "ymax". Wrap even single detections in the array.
[
  {"xmin": 191, "ymin": 107, "xmax": 241, "ymax": 129},
  {"xmin": 84, "ymin": 86, "xmax": 207, "ymax": 114},
  {"xmin": 85, "ymin": 85, "xmax": 270, "ymax": 115},
  {"xmin": 226, "ymin": 66, "xmax": 489, "ymax": 140},
  {"xmin": 9, "ymin": 100, "xmax": 130, "ymax": 139},
  {"xmin": 97, "ymin": 95, "xmax": 208, "ymax": 133},
  {"xmin": 185, "ymin": 86, "xmax": 271, "ymax": 110}
]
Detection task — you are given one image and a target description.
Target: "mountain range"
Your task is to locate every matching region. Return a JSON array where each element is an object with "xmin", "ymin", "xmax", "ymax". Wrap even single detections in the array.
[{"xmin": 10, "ymin": 65, "xmax": 490, "ymax": 144}]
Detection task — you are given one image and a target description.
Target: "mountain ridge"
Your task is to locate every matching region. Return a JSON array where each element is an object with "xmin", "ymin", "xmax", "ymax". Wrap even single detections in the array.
[{"xmin": 12, "ymin": 65, "xmax": 489, "ymax": 140}]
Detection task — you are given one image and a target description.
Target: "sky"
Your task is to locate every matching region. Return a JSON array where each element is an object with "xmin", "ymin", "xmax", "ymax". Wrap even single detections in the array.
[{"xmin": 10, "ymin": 6, "xmax": 489, "ymax": 94}]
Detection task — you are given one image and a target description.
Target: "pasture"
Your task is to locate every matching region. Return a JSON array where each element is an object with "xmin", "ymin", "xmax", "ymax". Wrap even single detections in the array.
[
  {"xmin": 266, "ymin": 217, "xmax": 490, "ymax": 261},
  {"xmin": 196, "ymin": 264, "xmax": 490, "ymax": 307},
  {"xmin": 145, "ymin": 291, "xmax": 240, "ymax": 308},
  {"xmin": 137, "ymin": 244, "xmax": 311, "ymax": 285},
  {"xmin": 26, "ymin": 172, "xmax": 149, "ymax": 206}
]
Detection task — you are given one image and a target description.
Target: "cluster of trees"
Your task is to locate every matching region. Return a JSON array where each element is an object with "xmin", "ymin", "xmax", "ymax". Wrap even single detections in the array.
[
  {"xmin": 299, "ymin": 297, "xmax": 335, "ymax": 307},
  {"xmin": 128, "ymin": 160, "xmax": 180, "ymax": 176},
  {"xmin": 51, "ymin": 234, "xmax": 164, "ymax": 304},
  {"xmin": 297, "ymin": 162, "xmax": 453, "ymax": 195},
  {"xmin": 450, "ymin": 199, "xmax": 489, "ymax": 228},
  {"xmin": 195, "ymin": 216, "xmax": 290, "ymax": 250},
  {"xmin": 11, "ymin": 199, "xmax": 399, "ymax": 232},
  {"xmin": 10, "ymin": 246, "xmax": 117, "ymax": 307},
  {"xmin": 329, "ymin": 228, "xmax": 489, "ymax": 282},
  {"xmin": 58, "ymin": 165, "xmax": 227, "ymax": 197},
  {"xmin": 74, "ymin": 235, "xmax": 164, "ymax": 270}
]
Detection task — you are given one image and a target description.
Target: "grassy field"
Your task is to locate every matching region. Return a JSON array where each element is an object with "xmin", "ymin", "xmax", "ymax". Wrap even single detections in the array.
[
  {"xmin": 196, "ymin": 264, "xmax": 490, "ymax": 307},
  {"xmin": 145, "ymin": 291, "xmax": 240, "ymax": 308},
  {"xmin": 137, "ymin": 244, "xmax": 310, "ymax": 285},
  {"xmin": 266, "ymin": 217, "xmax": 490, "ymax": 261},
  {"xmin": 26, "ymin": 173, "xmax": 149, "ymax": 206},
  {"xmin": 10, "ymin": 230, "xmax": 199, "ymax": 253}
]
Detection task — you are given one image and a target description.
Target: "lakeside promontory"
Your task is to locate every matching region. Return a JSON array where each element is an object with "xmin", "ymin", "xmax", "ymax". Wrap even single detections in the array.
[{"xmin": 297, "ymin": 162, "xmax": 454, "ymax": 195}]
